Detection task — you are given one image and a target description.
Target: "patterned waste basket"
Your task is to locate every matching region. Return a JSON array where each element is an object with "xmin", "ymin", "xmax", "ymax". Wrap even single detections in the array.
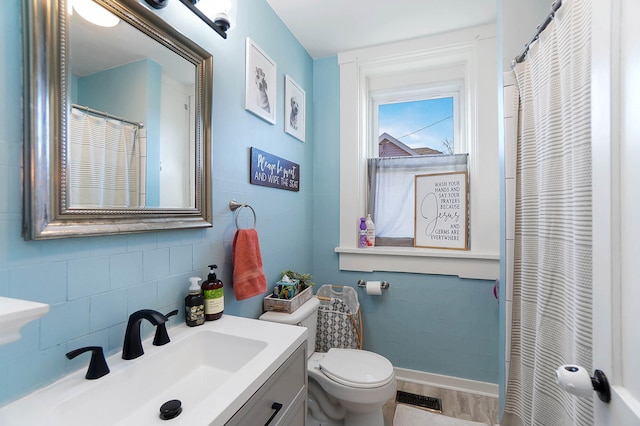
[{"xmin": 315, "ymin": 284, "xmax": 362, "ymax": 352}]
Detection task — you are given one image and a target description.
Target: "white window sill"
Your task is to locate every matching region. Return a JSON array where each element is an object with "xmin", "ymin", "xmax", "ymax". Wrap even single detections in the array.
[{"xmin": 335, "ymin": 246, "xmax": 499, "ymax": 280}]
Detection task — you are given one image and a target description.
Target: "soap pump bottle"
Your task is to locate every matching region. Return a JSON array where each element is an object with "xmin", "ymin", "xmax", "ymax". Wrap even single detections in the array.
[
  {"xmin": 185, "ymin": 277, "xmax": 204, "ymax": 327},
  {"xmin": 366, "ymin": 214, "xmax": 376, "ymax": 247},
  {"xmin": 202, "ymin": 264, "xmax": 224, "ymax": 321}
]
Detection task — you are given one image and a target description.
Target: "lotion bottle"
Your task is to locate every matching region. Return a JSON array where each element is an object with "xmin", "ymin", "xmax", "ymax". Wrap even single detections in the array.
[
  {"xmin": 185, "ymin": 277, "xmax": 204, "ymax": 327},
  {"xmin": 202, "ymin": 264, "xmax": 224, "ymax": 321},
  {"xmin": 366, "ymin": 214, "xmax": 376, "ymax": 247}
]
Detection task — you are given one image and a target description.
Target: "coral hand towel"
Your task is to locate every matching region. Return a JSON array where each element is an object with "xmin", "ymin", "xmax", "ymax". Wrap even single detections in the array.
[{"xmin": 232, "ymin": 229, "xmax": 267, "ymax": 300}]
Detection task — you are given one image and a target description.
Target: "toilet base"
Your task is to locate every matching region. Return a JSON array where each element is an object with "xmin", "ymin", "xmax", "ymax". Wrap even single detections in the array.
[{"xmin": 306, "ymin": 413, "xmax": 342, "ymax": 426}]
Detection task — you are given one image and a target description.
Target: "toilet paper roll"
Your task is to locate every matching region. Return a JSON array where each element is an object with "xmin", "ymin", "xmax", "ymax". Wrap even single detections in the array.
[
  {"xmin": 555, "ymin": 365, "xmax": 593, "ymax": 398},
  {"xmin": 366, "ymin": 281, "xmax": 382, "ymax": 296}
]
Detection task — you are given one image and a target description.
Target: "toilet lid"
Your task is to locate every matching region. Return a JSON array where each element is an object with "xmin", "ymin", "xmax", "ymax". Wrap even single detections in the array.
[{"xmin": 319, "ymin": 348, "xmax": 394, "ymax": 389}]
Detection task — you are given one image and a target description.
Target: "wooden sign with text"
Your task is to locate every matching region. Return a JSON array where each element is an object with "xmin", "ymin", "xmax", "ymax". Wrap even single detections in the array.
[
  {"xmin": 414, "ymin": 171, "xmax": 468, "ymax": 250},
  {"xmin": 250, "ymin": 147, "xmax": 300, "ymax": 192}
]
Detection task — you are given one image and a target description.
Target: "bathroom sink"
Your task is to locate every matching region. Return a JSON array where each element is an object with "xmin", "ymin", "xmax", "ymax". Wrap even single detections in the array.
[
  {"xmin": 0, "ymin": 315, "xmax": 307, "ymax": 426},
  {"xmin": 0, "ymin": 296, "xmax": 49, "ymax": 346},
  {"xmin": 55, "ymin": 330, "xmax": 267, "ymax": 425}
]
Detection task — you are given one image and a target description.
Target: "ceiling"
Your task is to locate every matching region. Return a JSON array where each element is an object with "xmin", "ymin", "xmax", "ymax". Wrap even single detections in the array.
[
  {"xmin": 265, "ymin": 0, "xmax": 497, "ymax": 59},
  {"xmin": 70, "ymin": 5, "xmax": 195, "ymax": 85}
]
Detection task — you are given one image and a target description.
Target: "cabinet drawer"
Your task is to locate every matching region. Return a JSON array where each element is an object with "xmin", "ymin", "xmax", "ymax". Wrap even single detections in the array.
[
  {"xmin": 226, "ymin": 343, "xmax": 306, "ymax": 426},
  {"xmin": 278, "ymin": 388, "xmax": 306, "ymax": 426}
]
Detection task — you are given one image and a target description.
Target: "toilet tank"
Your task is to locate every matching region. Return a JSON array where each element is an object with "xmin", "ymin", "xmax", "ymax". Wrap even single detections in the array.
[{"xmin": 259, "ymin": 297, "xmax": 320, "ymax": 358}]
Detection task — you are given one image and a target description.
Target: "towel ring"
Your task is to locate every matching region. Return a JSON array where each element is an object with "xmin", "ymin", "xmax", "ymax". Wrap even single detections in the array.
[{"xmin": 229, "ymin": 200, "xmax": 257, "ymax": 229}]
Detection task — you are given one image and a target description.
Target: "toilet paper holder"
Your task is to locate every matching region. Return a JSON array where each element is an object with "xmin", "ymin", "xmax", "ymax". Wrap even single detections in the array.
[
  {"xmin": 357, "ymin": 280, "xmax": 390, "ymax": 290},
  {"xmin": 556, "ymin": 365, "xmax": 611, "ymax": 403}
]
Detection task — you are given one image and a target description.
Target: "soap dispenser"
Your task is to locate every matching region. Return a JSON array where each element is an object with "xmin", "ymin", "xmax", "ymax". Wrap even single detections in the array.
[
  {"xmin": 202, "ymin": 264, "xmax": 224, "ymax": 321},
  {"xmin": 366, "ymin": 213, "xmax": 376, "ymax": 247},
  {"xmin": 185, "ymin": 277, "xmax": 204, "ymax": 327}
]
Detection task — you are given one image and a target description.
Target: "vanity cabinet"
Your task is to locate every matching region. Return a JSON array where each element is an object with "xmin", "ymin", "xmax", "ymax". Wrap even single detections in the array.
[{"xmin": 226, "ymin": 343, "xmax": 307, "ymax": 426}]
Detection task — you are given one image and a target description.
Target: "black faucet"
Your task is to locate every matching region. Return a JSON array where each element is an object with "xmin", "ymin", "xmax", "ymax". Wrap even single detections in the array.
[
  {"xmin": 122, "ymin": 309, "xmax": 168, "ymax": 360},
  {"xmin": 66, "ymin": 346, "xmax": 110, "ymax": 379},
  {"xmin": 153, "ymin": 309, "xmax": 179, "ymax": 346}
]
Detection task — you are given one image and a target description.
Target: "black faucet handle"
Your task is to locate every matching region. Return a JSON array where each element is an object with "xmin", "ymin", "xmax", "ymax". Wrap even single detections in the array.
[
  {"xmin": 153, "ymin": 309, "xmax": 179, "ymax": 346},
  {"xmin": 66, "ymin": 346, "xmax": 110, "ymax": 380}
]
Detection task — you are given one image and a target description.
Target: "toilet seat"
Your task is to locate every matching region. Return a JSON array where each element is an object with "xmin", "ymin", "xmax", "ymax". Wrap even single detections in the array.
[{"xmin": 319, "ymin": 348, "xmax": 394, "ymax": 389}]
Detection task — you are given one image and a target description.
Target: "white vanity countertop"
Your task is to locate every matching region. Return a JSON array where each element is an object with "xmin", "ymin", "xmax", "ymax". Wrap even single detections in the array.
[{"xmin": 0, "ymin": 314, "xmax": 307, "ymax": 426}]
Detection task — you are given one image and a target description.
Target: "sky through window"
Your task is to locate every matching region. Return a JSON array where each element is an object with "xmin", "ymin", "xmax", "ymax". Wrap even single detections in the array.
[{"xmin": 378, "ymin": 97, "xmax": 454, "ymax": 154}]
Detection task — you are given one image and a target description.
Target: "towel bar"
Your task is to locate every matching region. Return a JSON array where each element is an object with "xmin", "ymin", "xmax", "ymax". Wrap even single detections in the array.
[{"xmin": 229, "ymin": 200, "xmax": 257, "ymax": 229}]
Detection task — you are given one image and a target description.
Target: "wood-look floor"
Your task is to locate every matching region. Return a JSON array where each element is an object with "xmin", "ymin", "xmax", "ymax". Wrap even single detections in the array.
[{"xmin": 382, "ymin": 380, "xmax": 499, "ymax": 425}]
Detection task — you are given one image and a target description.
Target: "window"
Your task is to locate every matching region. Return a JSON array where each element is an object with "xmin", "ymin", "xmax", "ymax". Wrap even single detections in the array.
[
  {"xmin": 377, "ymin": 97, "xmax": 455, "ymax": 157},
  {"xmin": 369, "ymin": 92, "xmax": 462, "ymax": 247},
  {"xmin": 336, "ymin": 25, "xmax": 500, "ymax": 280},
  {"xmin": 367, "ymin": 153, "xmax": 468, "ymax": 247}
]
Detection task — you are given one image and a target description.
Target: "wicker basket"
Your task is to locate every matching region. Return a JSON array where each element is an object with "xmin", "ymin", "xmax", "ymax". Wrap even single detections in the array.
[{"xmin": 263, "ymin": 286, "xmax": 313, "ymax": 314}]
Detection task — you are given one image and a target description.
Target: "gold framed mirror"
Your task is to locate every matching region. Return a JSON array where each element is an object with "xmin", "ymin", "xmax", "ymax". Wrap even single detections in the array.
[{"xmin": 22, "ymin": 0, "xmax": 213, "ymax": 240}]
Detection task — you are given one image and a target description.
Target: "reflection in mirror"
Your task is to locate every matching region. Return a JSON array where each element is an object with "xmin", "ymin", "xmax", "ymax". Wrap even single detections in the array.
[
  {"xmin": 22, "ymin": 0, "xmax": 213, "ymax": 239},
  {"xmin": 69, "ymin": 1, "xmax": 196, "ymax": 209}
]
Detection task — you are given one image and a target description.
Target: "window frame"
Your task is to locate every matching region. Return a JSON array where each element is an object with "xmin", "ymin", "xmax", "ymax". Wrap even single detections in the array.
[{"xmin": 336, "ymin": 25, "xmax": 500, "ymax": 280}]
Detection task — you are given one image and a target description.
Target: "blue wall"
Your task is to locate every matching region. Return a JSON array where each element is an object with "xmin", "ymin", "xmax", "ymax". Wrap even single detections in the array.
[
  {"xmin": 311, "ymin": 57, "xmax": 499, "ymax": 383},
  {"xmin": 76, "ymin": 59, "xmax": 158, "ymax": 124},
  {"xmin": 0, "ymin": 0, "xmax": 498, "ymax": 409},
  {"xmin": 0, "ymin": 0, "xmax": 313, "ymax": 406}
]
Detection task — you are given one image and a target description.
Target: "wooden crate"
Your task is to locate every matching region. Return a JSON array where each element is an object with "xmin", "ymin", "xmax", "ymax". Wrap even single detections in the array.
[{"xmin": 263, "ymin": 286, "xmax": 313, "ymax": 314}]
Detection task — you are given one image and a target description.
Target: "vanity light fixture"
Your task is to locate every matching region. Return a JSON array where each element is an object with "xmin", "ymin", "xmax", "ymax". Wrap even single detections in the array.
[
  {"xmin": 144, "ymin": 0, "xmax": 234, "ymax": 39},
  {"xmin": 144, "ymin": 0, "xmax": 169, "ymax": 9},
  {"xmin": 180, "ymin": 0, "xmax": 235, "ymax": 39},
  {"xmin": 72, "ymin": 0, "xmax": 120, "ymax": 28},
  {"xmin": 192, "ymin": 0, "xmax": 236, "ymax": 32}
]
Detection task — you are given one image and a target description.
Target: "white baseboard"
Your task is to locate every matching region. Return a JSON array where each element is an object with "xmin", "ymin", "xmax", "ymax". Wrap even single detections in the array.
[{"xmin": 394, "ymin": 367, "xmax": 499, "ymax": 399}]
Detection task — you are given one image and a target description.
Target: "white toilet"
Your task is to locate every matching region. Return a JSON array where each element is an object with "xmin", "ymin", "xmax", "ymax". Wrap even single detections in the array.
[{"xmin": 260, "ymin": 297, "xmax": 396, "ymax": 426}]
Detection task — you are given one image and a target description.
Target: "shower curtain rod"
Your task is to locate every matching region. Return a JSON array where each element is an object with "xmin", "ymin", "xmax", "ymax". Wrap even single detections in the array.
[
  {"xmin": 71, "ymin": 103, "xmax": 144, "ymax": 128},
  {"xmin": 513, "ymin": 0, "xmax": 563, "ymax": 65}
]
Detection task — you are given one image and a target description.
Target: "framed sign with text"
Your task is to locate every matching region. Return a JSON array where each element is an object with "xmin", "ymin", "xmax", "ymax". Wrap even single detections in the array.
[
  {"xmin": 250, "ymin": 147, "xmax": 300, "ymax": 192},
  {"xmin": 414, "ymin": 171, "xmax": 468, "ymax": 250}
]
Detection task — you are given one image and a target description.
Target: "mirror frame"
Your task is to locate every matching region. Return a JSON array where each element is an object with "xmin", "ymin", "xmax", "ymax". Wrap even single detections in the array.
[{"xmin": 22, "ymin": 0, "xmax": 213, "ymax": 240}]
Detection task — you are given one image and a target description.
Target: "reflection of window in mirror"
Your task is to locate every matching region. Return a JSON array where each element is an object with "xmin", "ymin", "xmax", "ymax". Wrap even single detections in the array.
[{"xmin": 69, "ymin": 2, "xmax": 196, "ymax": 209}]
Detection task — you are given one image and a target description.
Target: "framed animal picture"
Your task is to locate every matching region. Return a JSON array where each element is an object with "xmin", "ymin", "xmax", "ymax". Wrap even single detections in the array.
[
  {"xmin": 284, "ymin": 75, "xmax": 305, "ymax": 142},
  {"xmin": 245, "ymin": 38, "xmax": 276, "ymax": 124}
]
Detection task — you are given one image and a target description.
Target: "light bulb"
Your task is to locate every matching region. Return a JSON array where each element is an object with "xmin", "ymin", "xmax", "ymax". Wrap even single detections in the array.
[
  {"xmin": 195, "ymin": 0, "xmax": 235, "ymax": 31},
  {"xmin": 73, "ymin": 0, "xmax": 120, "ymax": 28}
]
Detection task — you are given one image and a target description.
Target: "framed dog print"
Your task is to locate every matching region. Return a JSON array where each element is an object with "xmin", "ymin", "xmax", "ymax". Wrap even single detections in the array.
[
  {"xmin": 245, "ymin": 38, "xmax": 276, "ymax": 124},
  {"xmin": 284, "ymin": 75, "xmax": 305, "ymax": 142}
]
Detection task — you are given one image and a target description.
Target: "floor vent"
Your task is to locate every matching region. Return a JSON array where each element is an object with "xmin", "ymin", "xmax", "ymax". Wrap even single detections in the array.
[{"xmin": 395, "ymin": 390, "xmax": 443, "ymax": 413}]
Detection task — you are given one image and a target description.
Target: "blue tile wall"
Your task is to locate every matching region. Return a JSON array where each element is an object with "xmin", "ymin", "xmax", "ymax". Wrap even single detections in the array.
[
  {"xmin": 1, "ymin": 0, "xmax": 499, "ymax": 410},
  {"xmin": 0, "ymin": 0, "xmax": 313, "ymax": 406}
]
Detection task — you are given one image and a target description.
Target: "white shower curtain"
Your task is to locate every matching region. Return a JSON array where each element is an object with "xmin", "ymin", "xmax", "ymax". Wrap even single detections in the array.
[
  {"xmin": 69, "ymin": 108, "xmax": 142, "ymax": 208},
  {"xmin": 503, "ymin": 0, "xmax": 592, "ymax": 425}
]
